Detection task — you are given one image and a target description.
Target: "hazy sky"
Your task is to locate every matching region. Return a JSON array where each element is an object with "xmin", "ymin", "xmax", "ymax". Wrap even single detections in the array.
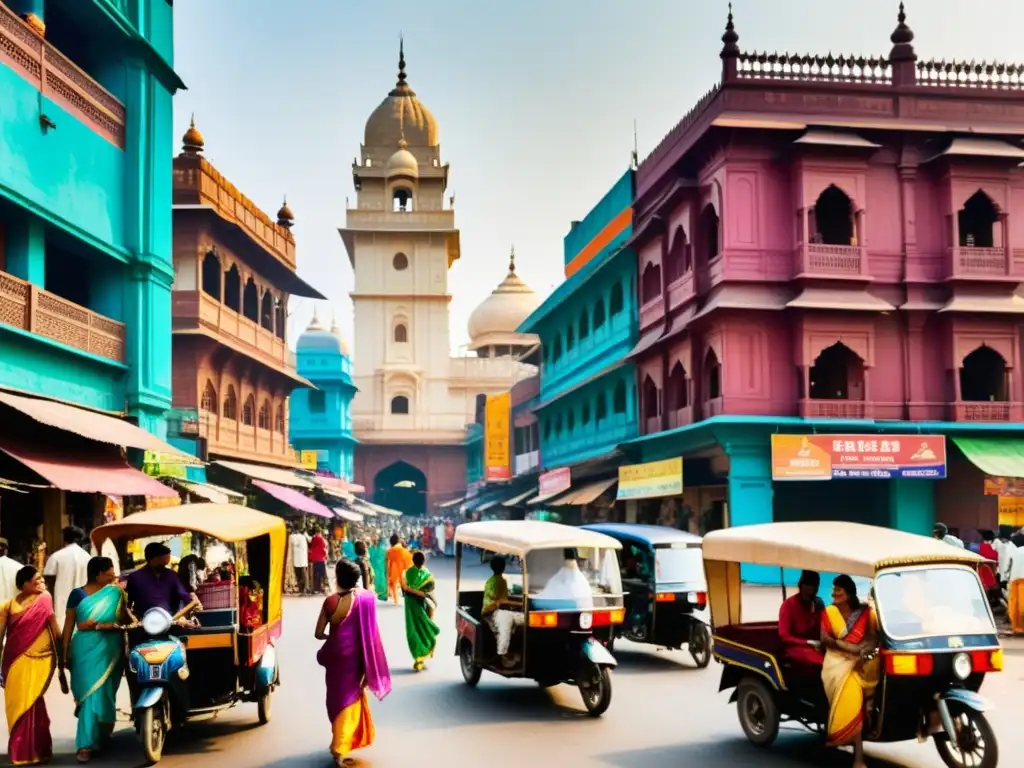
[{"xmin": 172, "ymin": 0, "xmax": 1022, "ymax": 352}]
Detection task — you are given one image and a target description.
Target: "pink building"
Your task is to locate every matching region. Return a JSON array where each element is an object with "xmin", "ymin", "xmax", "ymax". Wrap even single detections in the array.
[{"xmin": 623, "ymin": 5, "xmax": 1024, "ymax": 554}]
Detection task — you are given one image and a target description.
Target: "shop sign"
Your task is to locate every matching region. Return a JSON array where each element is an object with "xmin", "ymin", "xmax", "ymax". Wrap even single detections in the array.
[
  {"xmin": 998, "ymin": 496, "xmax": 1024, "ymax": 527},
  {"xmin": 985, "ymin": 477, "xmax": 1024, "ymax": 497},
  {"xmin": 617, "ymin": 457, "xmax": 683, "ymax": 500},
  {"xmin": 539, "ymin": 467, "xmax": 571, "ymax": 497},
  {"xmin": 771, "ymin": 434, "xmax": 946, "ymax": 481},
  {"xmin": 484, "ymin": 393, "xmax": 512, "ymax": 482},
  {"xmin": 300, "ymin": 451, "xmax": 318, "ymax": 471},
  {"xmin": 145, "ymin": 495, "xmax": 180, "ymax": 510},
  {"xmin": 142, "ymin": 451, "xmax": 189, "ymax": 479}
]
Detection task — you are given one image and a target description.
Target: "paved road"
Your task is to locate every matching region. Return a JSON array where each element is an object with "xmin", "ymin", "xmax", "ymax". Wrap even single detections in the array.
[{"xmin": 3, "ymin": 559, "xmax": 1015, "ymax": 767}]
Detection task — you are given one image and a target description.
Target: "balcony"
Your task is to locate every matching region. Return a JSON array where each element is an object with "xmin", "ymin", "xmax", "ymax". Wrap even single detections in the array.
[
  {"xmin": 196, "ymin": 414, "xmax": 294, "ymax": 464},
  {"xmin": 645, "ymin": 416, "xmax": 662, "ymax": 434},
  {"xmin": 667, "ymin": 407, "xmax": 693, "ymax": 429},
  {"xmin": 344, "ymin": 208, "xmax": 455, "ymax": 233},
  {"xmin": 541, "ymin": 418, "xmax": 637, "ymax": 468},
  {"xmin": 799, "ymin": 399, "xmax": 868, "ymax": 419},
  {"xmin": 952, "ymin": 401, "xmax": 1024, "ymax": 422},
  {"xmin": 947, "ymin": 247, "xmax": 1024, "ymax": 280},
  {"xmin": 796, "ymin": 243, "xmax": 866, "ymax": 278},
  {"xmin": 0, "ymin": 270, "xmax": 125, "ymax": 362}
]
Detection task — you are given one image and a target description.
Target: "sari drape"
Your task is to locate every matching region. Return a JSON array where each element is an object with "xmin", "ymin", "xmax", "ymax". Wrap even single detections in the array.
[
  {"xmin": 403, "ymin": 566, "xmax": 440, "ymax": 664},
  {"xmin": 821, "ymin": 604, "xmax": 880, "ymax": 746},
  {"xmin": 2, "ymin": 594, "xmax": 55, "ymax": 766},
  {"xmin": 70, "ymin": 585, "xmax": 124, "ymax": 752},
  {"xmin": 370, "ymin": 544, "xmax": 388, "ymax": 601},
  {"xmin": 317, "ymin": 590, "xmax": 391, "ymax": 760}
]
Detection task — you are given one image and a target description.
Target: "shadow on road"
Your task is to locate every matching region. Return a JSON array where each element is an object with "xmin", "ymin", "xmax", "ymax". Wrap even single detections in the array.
[
  {"xmin": 68, "ymin": 718, "xmax": 265, "ymax": 767},
  {"xmin": 607, "ymin": 646, "xmax": 700, "ymax": 675}
]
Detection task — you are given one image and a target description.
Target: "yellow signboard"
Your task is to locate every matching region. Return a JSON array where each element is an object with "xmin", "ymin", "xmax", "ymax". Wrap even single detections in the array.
[
  {"xmin": 484, "ymin": 393, "xmax": 512, "ymax": 482},
  {"xmin": 999, "ymin": 496, "xmax": 1024, "ymax": 527},
  {"xmin": 617, "ymin": 457, "xmax": 683, "ymax": 500},
  {"xmin": 300, "ymin": 451, "xmax": 318, "ymax": 471}
]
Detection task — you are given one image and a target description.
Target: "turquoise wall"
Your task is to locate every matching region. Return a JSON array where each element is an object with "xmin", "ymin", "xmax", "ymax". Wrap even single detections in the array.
[
  {"xmin": 465, "ymin": 423, "xmax": 483, "ymax": 486},
  {"xmin": 563, "ymin": 170, "xmax": 634, "ymax": 271}
]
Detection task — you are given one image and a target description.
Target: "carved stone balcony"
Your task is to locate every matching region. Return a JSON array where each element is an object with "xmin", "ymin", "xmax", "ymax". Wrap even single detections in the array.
[
  {"xmin": 0, "ymin": 270, "xmax": 125, "ymax": 362},
  {"xmin": 952, "ymin": 401, "xmax": 1024, "ymax": 422},
  {"xmin": 797, "ymin": 243, "xmax": 866, "ymax": 278},
  {"xmin": 799, "ymin": 399, "xmax": 869, "ymax": 419},
  {"xmin": 947, "ymin": 246, "xmax": 1024, "ymax": 280}
]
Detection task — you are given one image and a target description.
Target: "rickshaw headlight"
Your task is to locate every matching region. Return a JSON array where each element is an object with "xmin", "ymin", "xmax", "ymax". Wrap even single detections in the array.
[
  {"xmin": 952, "ymin": 652, "xmax": 972, "ymax": 680},
  {"xmin": 177, "ymin": 666, "xmax": 190, "ymax": 681}
]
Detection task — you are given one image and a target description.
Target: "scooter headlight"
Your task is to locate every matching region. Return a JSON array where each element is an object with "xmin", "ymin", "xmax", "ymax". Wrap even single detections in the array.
[
  {"xmin": 952, "ymin": 652, "xmax": 972, "ymax": 681},
  {"xmin": 177, "ymin": 665, "xmax": 190, "ymax": 681}
]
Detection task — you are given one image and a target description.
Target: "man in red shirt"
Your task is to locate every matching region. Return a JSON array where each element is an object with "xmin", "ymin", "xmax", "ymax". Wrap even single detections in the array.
[
  {"xmin": 778, "ymin": 570, "xmax": 825, "ymax": 666},
  {"xmin": 309, "ymin": 529, "xmax": 329, "ymax": 594}
]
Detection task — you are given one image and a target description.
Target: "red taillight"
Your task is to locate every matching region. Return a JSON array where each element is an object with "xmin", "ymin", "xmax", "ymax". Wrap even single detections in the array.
[
  {"xmin": 589, "ymin": 609, "xmax": 626, "ymax": 627},
  {"xmin": 884, "ymin": 653, "xmax": 935, "ymax": 676},
  {"xmin": 971, "ymin": 649, "xmax": 1003, "ymax": 673},
  {"xmin": 694, "ymin": 591, "xmax": 707, "ymax": 608}
]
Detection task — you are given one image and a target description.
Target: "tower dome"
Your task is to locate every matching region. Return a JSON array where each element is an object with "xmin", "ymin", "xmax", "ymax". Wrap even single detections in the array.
[
  {"xmin": 385, "ymin": 140, "xmax": 419, "ymax": 179},
  {"xmin": 364, "ymin": 40, "xmax": 439, "ymax": 149},
  {"xmin": 467, "ymin": 248, "xmax": 541, "ymax": 351},
  {"xmin": 297, "ymin": 309, "xmax": 349, "ymax": 356}
]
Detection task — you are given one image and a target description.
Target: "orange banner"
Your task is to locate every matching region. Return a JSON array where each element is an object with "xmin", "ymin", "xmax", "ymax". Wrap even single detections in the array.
[{"xmin": 771, "ymin": 434, "xmax": 946, "ymax": 481}]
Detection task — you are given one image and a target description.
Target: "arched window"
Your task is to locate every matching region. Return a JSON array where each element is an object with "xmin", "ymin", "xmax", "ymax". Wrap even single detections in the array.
[
  {"xmin": 596, "ymin": 393, "xmax": 608, "ymax": 422},
  {"xmin": 393, "ymin": 188, "xmax": 414, "ymax": 212},
  {"xmin": 704, "ymin": 348, "xmax": 722, "ymax": 400},
  {"xmin": 258, "ymin": 399, "xmax": 271, "ymax": 429},
  {"xmin": 260, "ymin": 291, "xmax": 274, "ymax": 331},
  {"xmin": 566, "ymin": 325, "xmax": 575, "ymax": 351},
  {"xmin": 578, "ymin": 310, "xmax": 589, "ymax": 340},
  {"xmin": 274, "ymin": 299, "xmax": 286, "ymax": 340},
  {"xmin": 567, "ymin": 409, "xmax": 575, "ymax": 432},
  {"xmin": 812, "ymin": 185, "xmax": 854, "ymax": 246},
  {"xmin": 200, "ymin": 380, "xmax": 217, "ymax": 413},
  {"xmin": 242, "ymin": 278, "xmax": 259, "ymax": 322},
  {"xmin": 551, "ymin": 335, "xmax": 562, "ymax": 362},
  {"xmin": 810, "ymin": 342, "xmax": 865, "ymax": 401},
  {"xmin": 391, "ymin": 395, "xmax": 410, "ymax": 414},
  {"xmin": 393, "ymin": 252, "xmax": 409, "ymax": 270},
  {"xmin": 224, "ymin": 265, "xmax": 241, "ymax": 313},
  {"xmin": 555, "ymin": 414, "xmax": 563, "ymax": 436},
  {"xmin": 309, "ymin": 390, "xmax": 326, "ymax": 413},
  {"xmin": 642, "ymin": 375, "xmax": 660, "ymax": 420},
  {"xmin": 242, "ymin": 394, "xmax": 256, "ymax": 426},
  {"xmin": 960, "ymin": 346, "xmax": 1008, "ymax": 402},
  {"xmin": 593, "ymin": 299, "xmax": 606, "ymax": 329},
  {"xmin": 667, "ymin": 226, "xmax": 689, "ymax": 281},
  {"xmin": 582, "ymin": 402, "xmax": 591, "ymax": 425},
  {"xmin": 641, "ymin": 262, "xmax": 661, "ymax": 304},
  {"xmin": 610, "ymin": 282, "xmax": 625, "ymax": 316},
  {"xmin": 394, "ymin": 324, "xmax": 408, "ymax": 343},
  {"xmin": 543, "ymin": 419, "xmax": 551, "ymax": 440},
  {"xmin": 275, "ymin": 404, "xmax": 285, "ymax": 432},
  {"xmin": 667, "ymin": 362, "xmax": 689, "ymax": 410},
  {"xmin": 958, "ymin": 191, "xmax": 999, "ymax": 248},
  {"xmin": 698, "ymin": 204, "xmax": 720, "ymax": 264},
  {"xmin": 613, "ymin": 380, "xmax": 627, "ymax": 414},
  {"xmin": 202, "ymin": 251, "xmax": 221, "ymax": 300},
  {"xmin": 222, "ymin": 386, "xmax": 237, "ymax": 420}
]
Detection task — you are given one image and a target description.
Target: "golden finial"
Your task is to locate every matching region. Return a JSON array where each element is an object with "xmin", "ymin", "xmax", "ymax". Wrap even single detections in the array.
[
  {"xmin": 508, "ymin": 246, "xmax": 516, "ymax": 275},
  {"xmin": 182, "ymin": 114, "xmax": 204, "ymax": 155},
  {"xmin": 277, "ymin": 195, "xmax": 294, "ymax": 228}
]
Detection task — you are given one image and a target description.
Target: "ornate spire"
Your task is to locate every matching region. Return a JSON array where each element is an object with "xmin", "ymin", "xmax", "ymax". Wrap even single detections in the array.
[
  {"xmin": 390, "ymin": 35, "xmax": 415, "ymax": 96},
  {"xmin": 276, "ymin": 196, "xmax": 294, "ymax": 229},
  {"xmin": 889, "ymin": 2, "xmax": 916, "ymax": 61},
  {"xmin": 182, "ymin": 114, "xmax": 204, "ymax": 155},
  {"xmin": 720, "ymin": 3, "xmax": 739, "ymax": 58},
  {"xmin": 330, "ymin": 312, "xmax": 339, "ymax": 334},
  {"xmin": 508, "ymin": 246, "xmax": 517, "ymax": 275},
  {"xmin": 308, "ymin": 306, "xmax": 323, "ymax": 331}
]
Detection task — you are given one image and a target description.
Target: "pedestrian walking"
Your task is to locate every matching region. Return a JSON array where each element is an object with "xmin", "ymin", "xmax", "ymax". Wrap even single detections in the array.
[
  {"xmin": 43, "ymin": 526, "xmax": 90, "ymax": 626},
  {"xmin": 62, "ymin": 557, "xmax": 127, "ymax": 763},
  {"xmin": 315, "ymin": 559, "xmax": 391, "ymax": 766},
  {"xmin": 354, "ymin": 541, "xmax": 374, "ymax": 592},
  {"xmin": 0, "ymin": 566, "xmax": 66, "ymax": 766},
  {"xmin": 402, "ymin": 551, "xmax": 439, "ymax": 671},
  {"xmin": 369, "ymin": 536, "xmax": 388, "ymax": 602},
  {"xmin": 310, "ymin": 529, "xmax": 329, "ymax": 594},
  {"xmin": 385, "ymin": 535, "xmax": 412, "ymax": 605},
  {"xmin": 289, "ymin": 526, "xmax": 309, "ymax": 594},
  {"xmin": 0, "ymin": 538, "xmax": 23, "ymax": 604}
]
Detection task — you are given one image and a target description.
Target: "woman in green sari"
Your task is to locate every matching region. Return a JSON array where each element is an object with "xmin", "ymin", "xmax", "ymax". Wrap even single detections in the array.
[
  {"xmin": 370, "ymin": 536, "xmax": 389, "ymax": 602},
  {"xmin": 61, "ymin": 557, "xmax": 129, "ymax": 763},
  {"xmin": 401, "ymin": 551, "xmax": 439, "ymax": 671}
]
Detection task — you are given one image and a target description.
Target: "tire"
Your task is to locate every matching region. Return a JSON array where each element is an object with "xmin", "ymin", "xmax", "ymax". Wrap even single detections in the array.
[
  {"xmin": 689, "ymin": 623, "xmax": 712, "ymax": 669},
  {"xmin": 736, "ymin": 678, "xmax": 780, "ymax": 748},
  {"xmin": 578, "ymin": 664, "xmax": 612, "ymax": 717},
  {"xmin": 139, "ymin": 706, "xmax": 166, "ymax": 765},
  {"xmin": 257, "ymin": 691, "xmax": 272, "ymax": 725},
  {"xmin": 460, "ymin": 641, "xmax": 481, "ymax": 687},
  {"xmin": 934, "ymin": 704, "xmax": 998, "ymax": 768}
]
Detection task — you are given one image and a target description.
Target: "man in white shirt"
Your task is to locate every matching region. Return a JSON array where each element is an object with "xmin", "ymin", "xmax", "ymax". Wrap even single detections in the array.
[
  {"xmin": 933, "ymin": 523, "xmax": 964, "ymax": 549},
  {"xmin": 44, "ymin": 526, "xmax": 91, "ymax": 624},
  {"xmin": 0, "ymin": 538, "xmax": 22, "ymax": 604},
  {"xmin": 288, "ymin": 527, "xmax": 309, "ymax": 594},
  {"xmin": 536, "ymin": 549, "xmax": 594, "ymax": 609},
  {"xmin": 993, "ymin": 530, "xmax": 1017, "ymax": 584}
]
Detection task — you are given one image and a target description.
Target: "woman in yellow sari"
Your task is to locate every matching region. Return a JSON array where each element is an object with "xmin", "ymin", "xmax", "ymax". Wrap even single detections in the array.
[
  {"xmin": 820, "ymin": 574, "xmax": 880, "ymax": 768},
  {"xmin": 0, "ymin": 566, "xmax": 66, "ymax": 766}
]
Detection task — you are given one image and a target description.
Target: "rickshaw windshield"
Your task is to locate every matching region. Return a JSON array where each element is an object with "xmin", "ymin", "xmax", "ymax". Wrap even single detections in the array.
[
  {"xmin": 654, "ymin": 545, "xmax": 705, "ymax": 586},
  {"xmin": 525, "ymin": 547, "xmax": 623, "ymax": 608},
  {"xmin": 874, "ymin": 567, "xmax": 995, "ymax": 639}
]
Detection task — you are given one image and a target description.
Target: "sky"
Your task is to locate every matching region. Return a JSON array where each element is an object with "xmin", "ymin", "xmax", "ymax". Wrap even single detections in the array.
[{"xmin": 171, "ymin": 0, "xmax": 1024, "ymax": 353}]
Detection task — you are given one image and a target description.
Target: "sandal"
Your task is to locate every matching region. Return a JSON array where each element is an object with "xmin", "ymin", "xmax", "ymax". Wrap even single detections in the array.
[{"xmin": 77, "ymin": 749, "xmax": 92, "ymax": 763}]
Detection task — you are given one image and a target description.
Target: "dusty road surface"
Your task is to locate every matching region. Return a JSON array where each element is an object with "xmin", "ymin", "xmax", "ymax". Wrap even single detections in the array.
[{"xmin": 2, "ymin": 558, "xmax": 1015, "ymax": 767}]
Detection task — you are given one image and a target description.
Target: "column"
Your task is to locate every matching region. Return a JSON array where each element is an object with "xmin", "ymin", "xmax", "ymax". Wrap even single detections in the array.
[
  {"xmin": 5, "ymin": 217, "xmax": 45, "ymax": 286},
  {"xmin": 723, "ymin": 437, "xmax": 775, "ymax": 584},
  {"xmin": 889, "ymin": 477, "xmax": 935, "ymax": 536}
]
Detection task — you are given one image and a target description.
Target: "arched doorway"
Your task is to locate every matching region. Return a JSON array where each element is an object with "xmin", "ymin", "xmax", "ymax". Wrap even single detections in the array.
[{"xmin": 374, "ymin": 460, "xmax": 427, "ymax": 517}]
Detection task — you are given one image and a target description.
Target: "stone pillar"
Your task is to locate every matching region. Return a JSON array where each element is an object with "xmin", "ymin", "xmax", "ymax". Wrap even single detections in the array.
[
  {"xmin": 889, "ymin": 477, "xmax": 934, "ymax": 536},
  {"xmin": 723, "ymin": 437, "xmax": 775, "ymax": 584},
  {"xmin": 5, "ymin": 217, "xmax": 45, "ymax": 286}
]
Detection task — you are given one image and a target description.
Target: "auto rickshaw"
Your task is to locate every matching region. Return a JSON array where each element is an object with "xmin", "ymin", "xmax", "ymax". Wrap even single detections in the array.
[
  {"xmin": 454, "ymin": 521, "xmax": 624, "ymax": 716},
  {"xmin": 704, "ymin": 521, "xmax": 1000, "ymax": 768},
  {"xmin": 91, "ymin": 504, "xmax": 286, "ymax": 764},
  {"xmin": 582, "ymin": 523, "xmax": 711, "ymax": 667}
]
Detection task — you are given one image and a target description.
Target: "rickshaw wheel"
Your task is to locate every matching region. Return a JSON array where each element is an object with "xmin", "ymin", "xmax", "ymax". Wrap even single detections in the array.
[
  {"xmin": 258, "ymin": 691, "xmax": 272, "ymax": 725},
  {"xmin": 139, "ymin": 707, "xmax": 166, "ymax": 765},
  {"xmin": 934, "ymin": 704, "xmax": 998, "ymax": 768},
  {"xmin": 460, "ymin": 641, "xmax": 481, "ymax": 687},
  {"xmin": 736, "ymin": 678, "xmax": 779, "ymax": 747},
  {"xmin": 579, "ymin": 665, "xmax": 612, "ymax": 717},
  {"xmin": 689, "ymin": 624, "xmax": 712, "ymax": 668}
]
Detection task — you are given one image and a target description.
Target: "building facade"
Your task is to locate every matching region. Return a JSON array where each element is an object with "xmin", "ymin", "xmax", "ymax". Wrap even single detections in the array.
[
  {"xmin": 290, "ymin": 312, "xmax": 358, "ymax": 480},
  {"xmin": 340, "ymin": 44, "xmax": 537, "ymax": 514},
  {"xmin": 169, "ymin": 122, "xmax": 323, "ymax": 466},
  {"xmin": 0, "ymin": 0, "xmax": 182, "ymax": 434},
  {"xmin": 624, "ymin": 6, "xmax": 1024, "ymax": 581}
]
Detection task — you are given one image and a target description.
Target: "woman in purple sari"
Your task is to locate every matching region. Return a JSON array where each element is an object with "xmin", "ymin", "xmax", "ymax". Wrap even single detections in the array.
[{"xmin": 316, "ymin": 559, "xmax": 391, "ymax": 766}]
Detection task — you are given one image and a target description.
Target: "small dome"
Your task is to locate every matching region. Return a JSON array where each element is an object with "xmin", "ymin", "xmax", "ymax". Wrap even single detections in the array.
[
  {"xmin": 277, "ymin": 197, "xmax": 294, "ymax": 228},
  {"xmin": 297, "ymin": 309, "xmax": 348, "ymax": 355},
  {"xmin": 364, "ymin": 42, "xmax": 439, "ymax": 149},
  {"xmin": 467, "ymin": 248, "xmax": 541, "ymax": 344},
  {"xmin": 182, "ymin": 114, "xmax": 204, "ymax": 154},
  {"xmin": 385, "ymin": 142, "xmax": 419, "ymax": 179}
]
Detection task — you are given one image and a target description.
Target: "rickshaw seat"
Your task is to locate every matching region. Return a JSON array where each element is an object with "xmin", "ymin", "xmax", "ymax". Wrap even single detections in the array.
[{"xmin": 715, "ymin": 622, "xmax": 783, "ymax": 657}]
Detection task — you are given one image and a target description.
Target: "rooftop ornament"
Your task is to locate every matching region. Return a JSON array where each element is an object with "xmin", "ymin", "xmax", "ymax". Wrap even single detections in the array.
[
  {"xmin": 277, "ymin": 196, "xmax": 295, "ymax": 229},
  {"xmin": 182, "ymin": 114, "xmax": 204, "ymax": 155}
]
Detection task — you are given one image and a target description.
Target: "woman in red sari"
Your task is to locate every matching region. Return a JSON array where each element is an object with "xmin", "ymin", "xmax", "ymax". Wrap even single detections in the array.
[{"xmin": 0, "ymin": 566, "xmax": 65, "ymax": 766}]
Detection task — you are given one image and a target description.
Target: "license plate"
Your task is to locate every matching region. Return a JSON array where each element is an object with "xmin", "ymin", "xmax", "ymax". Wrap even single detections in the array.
[
  {"xmin": 579, "ymin": 613, "xmax": 593, "ymax": 630},
  {"xmin": 149, "ymin": 666, "xmax": 162, "ymax": 681}
]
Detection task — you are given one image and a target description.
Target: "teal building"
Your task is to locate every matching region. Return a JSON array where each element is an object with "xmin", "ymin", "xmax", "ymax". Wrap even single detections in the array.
[
  {"xmin": 518, "ymin": 170, "xmax": 640, "ymax": 479},
  {"xmin": 289, "ymin": 313, "xmax": 358, "ymax": 480},
  {"xmin": 0, "ymin": 0, "xmax": 183, "ymax": 436}
]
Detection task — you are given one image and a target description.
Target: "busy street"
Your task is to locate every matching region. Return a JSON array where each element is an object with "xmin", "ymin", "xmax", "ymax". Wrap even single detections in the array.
[{"xmin": 0, "ymin": 556, "xmax": 1014, "ymax": 768}]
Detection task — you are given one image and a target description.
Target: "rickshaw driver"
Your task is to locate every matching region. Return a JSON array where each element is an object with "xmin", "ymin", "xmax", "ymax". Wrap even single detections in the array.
[
  {"xmin": 778, "ymin": 570, "xmax": 825, "ymax": 666},
  {"xmin": 482, "ymin": 556, "xmax": 523, "ymax": 668},
  {"xmin": 535, "ymin": 549, "xmax": 595, "ymax": 608}
]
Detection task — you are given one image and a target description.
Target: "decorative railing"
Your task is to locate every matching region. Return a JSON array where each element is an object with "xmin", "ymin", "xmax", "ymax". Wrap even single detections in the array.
[
  {"xmin": 917, "ymin": 59, "xmax": 1024, "ymax": 90},
  {"xmin": 736, "ymin": 51, "xmax": 892, "ymax": 84},
  {"xmin": 190, "ymin": 291, "xmax": 291, "ymax": 371},
  {"xmin": 666, "ymin": 407, "xmax": 693, "ymax": 429},
  {"xmin": 0, "ymin": 270, "xmax": 125, "ymax": 362},
  {"xmin": 953, "ymin": 401, "xmax": 1020, "ymax": 422},
  {"xmin": 950, "ymin": 246, "xmax": 1008, "ymax": 276},
  {"xmin": 799, "ymin": 399, "xmax": 868, "ymax": 419},
  {"xmin": 800, "ymin": 243, "xmax": 864, "ymax": 276},
  {"xmin": 0, "ymin": 3, "xmax": 126, "ymax": 148},
  {"xmin": 639, "ymin": 84, "xmax": 720, "ymax": 173}
]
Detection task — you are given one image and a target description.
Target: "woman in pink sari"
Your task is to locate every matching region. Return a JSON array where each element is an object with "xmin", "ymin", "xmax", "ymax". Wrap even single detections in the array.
[
  {"xmin": 316, "ymin": 559, "xmax": 391, "ymax": 766},
  {"xmin": 0, "ymin": 566, "xmax": 66, "ymax": 766}
]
